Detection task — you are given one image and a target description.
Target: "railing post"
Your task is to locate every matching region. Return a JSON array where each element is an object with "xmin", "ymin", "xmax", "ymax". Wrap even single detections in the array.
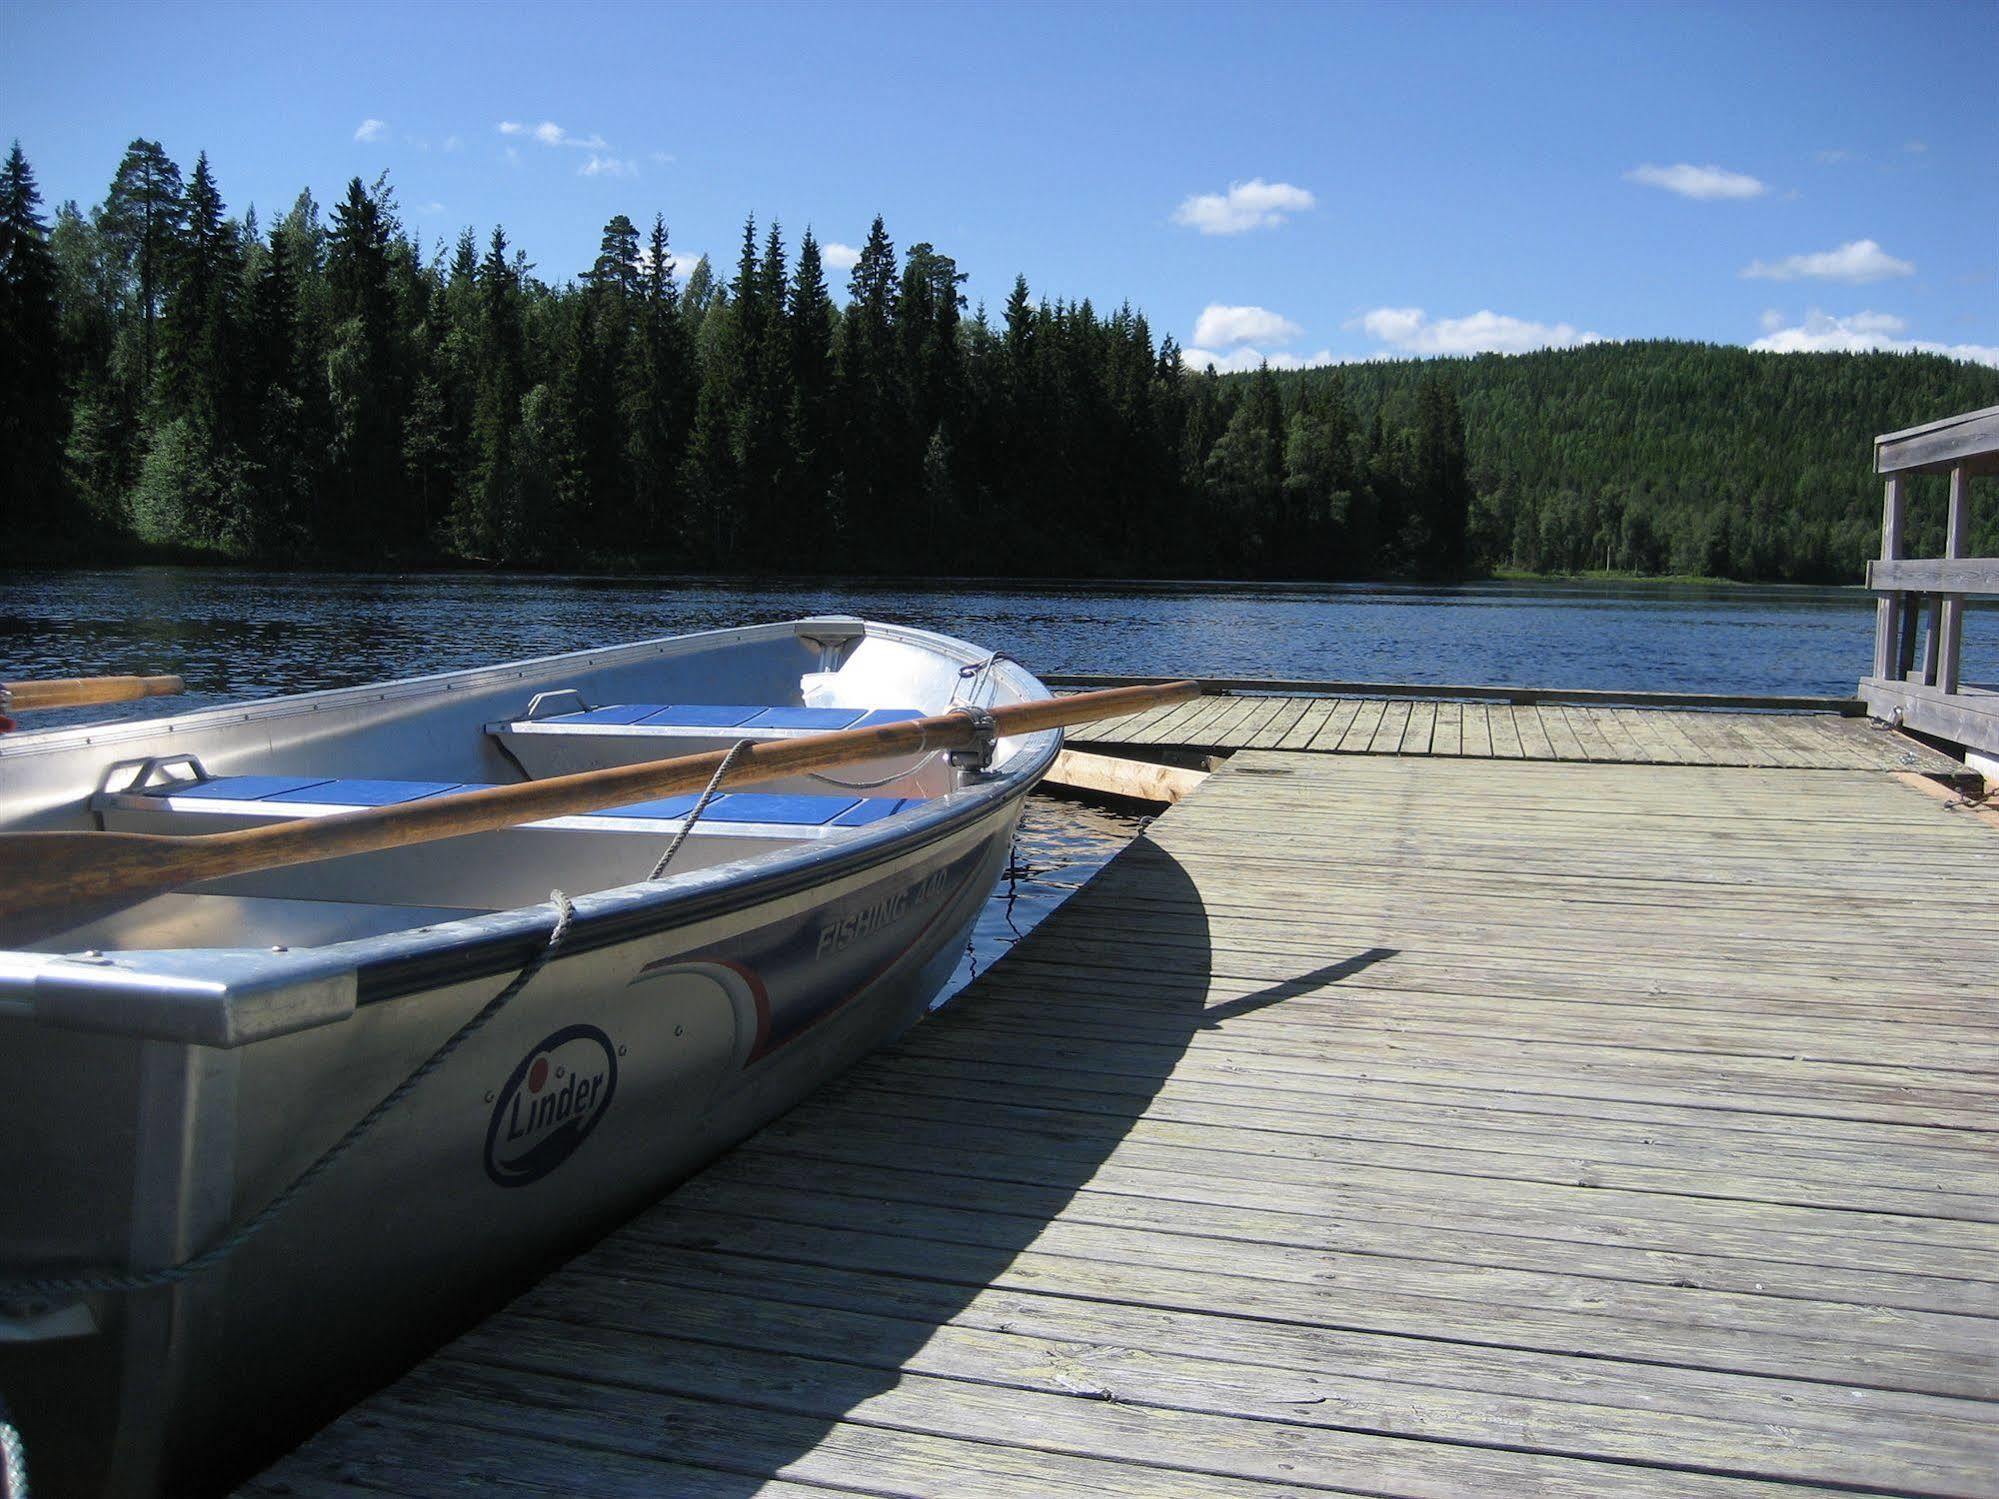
[
  {"xmin": 1873, "ymin": 474, "xmax": 1907, "ymax": 680},
  {"xmin": 1938, "ymin": 464, "xmax": 1971, "ymax": 695}
]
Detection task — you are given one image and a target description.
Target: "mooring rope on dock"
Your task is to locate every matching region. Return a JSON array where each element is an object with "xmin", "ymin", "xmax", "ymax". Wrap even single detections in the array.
[{"xmin": 0, "ymin": 892, "xmax": 577, "ymax": 1304}]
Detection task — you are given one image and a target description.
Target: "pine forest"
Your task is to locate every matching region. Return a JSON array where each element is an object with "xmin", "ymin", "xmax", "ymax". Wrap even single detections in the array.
[{"xmin": 4, "ymin": 140, "xmax": 1996, "ymax": 582}]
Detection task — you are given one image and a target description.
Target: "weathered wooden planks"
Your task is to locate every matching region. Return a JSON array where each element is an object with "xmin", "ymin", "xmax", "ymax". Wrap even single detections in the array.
[
  {"xmin": 249, "ymin": 753, "xmax": 1999, "ymax": 1498},
  {"xmin": 1071, "ymin": 695, "xmax": 1960, "ymax": 772}
]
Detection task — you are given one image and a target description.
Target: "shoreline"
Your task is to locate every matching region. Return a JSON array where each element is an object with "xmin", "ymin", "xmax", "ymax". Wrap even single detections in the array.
[{"xmin": 13, "ymin": 554, "xmax": 1851, "ymax": 592}]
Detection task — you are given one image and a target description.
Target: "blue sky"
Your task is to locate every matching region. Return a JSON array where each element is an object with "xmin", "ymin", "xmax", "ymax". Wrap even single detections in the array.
[{"xmin": 8, "ymin": 0, "xmax": 1995, "ymax": 367}]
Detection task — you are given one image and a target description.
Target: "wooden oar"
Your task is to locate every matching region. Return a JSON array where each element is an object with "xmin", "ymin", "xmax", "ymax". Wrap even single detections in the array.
[
  {"xmin": 3, "ymin": 674, "xmax": 186, "ymax": 712},
  {"xmin": 0, "ymin": 679, "xmax": 1198, "ymax": 937}
]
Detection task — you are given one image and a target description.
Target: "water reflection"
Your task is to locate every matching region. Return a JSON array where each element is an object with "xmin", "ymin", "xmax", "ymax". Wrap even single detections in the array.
[{"xmin": 944, "ymin": 793, "xmax": 1147, "ymax": 1004}]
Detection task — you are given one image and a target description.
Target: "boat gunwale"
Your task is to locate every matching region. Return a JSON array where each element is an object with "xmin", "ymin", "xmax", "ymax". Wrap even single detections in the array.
[{"xmin": 0, "ymin": 619, "xmax": 804, "ymax": 759}]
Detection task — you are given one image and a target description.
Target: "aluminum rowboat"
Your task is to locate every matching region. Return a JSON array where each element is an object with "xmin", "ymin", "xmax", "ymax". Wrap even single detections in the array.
[{"xmin": 0, "ymin": 616, "xmax": 1058, "ymax": 1497}]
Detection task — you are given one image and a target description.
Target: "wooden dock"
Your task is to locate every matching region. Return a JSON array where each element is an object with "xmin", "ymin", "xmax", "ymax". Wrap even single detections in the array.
[
  {"xmin": 249, "ymin": 735, "xmax": 1999, "ymax": 1496},
  {"xmin": 1072, "ymin": 691, "xmax": 1964, "ymax": 772}
]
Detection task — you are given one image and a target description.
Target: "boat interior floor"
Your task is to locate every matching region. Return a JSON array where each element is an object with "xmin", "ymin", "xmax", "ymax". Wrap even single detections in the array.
[{"xmin": 38, "ymin": 699, "xmax": 952, "ymax": 955}]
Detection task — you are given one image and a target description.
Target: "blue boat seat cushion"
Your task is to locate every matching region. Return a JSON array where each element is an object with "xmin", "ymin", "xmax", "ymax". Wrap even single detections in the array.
[{"xmin": 133, "ymin": 776, "xmax": 913, "ymax": 831}]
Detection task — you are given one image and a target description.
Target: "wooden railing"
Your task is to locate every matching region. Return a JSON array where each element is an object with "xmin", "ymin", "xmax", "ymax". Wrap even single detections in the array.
[{"xmin": 1862, "ymin": 403, "xmax": 1999, "ymax": 756}]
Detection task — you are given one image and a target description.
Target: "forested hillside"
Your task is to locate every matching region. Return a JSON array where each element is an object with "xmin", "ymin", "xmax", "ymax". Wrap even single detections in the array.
[
  {"xmin": 1292, "ymin": 345, "xmax": 1999, "ymax": 581},
  {"xmin": 3, "ymin": 139, "xmax": 1994, "ymax": 582}
]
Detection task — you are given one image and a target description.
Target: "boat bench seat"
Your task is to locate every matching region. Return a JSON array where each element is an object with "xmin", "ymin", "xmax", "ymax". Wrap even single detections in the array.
[
  {"xmin": 488, "ymin": 701, "xmax": 933, "ymax": 781},
  {"xmin": 496, "ymin": 702, "xmax": 926, "ymax": 737},
  {"xmin": 96, "ymin": 775, "xmax": 917, "ymax": 837}
]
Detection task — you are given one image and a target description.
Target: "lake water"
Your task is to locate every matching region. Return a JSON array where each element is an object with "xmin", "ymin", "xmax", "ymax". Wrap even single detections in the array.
[
  {"xmin": 7, "ymin": 568, "xmax": 1986, "ymax": 991},
  {"xmin": 12, "ymin": 568, "xmax": 1991, "ymax": 715}
]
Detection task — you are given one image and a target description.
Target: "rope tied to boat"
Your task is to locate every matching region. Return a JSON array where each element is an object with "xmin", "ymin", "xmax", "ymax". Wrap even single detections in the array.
[
  {"xmin": 805, "ymin": 757, "xmax": 936, "ymax": 791},
  {"xmin": 0, "ymin": 1393, "xmax": 26, "ymax": 1499},
  {"xmin": 647, "ymin": 738, "xmax": 753, "ymax": 881},
  {"xmin": 954, "ymin": 650, "xmax": 1017, "ymax": 706},
  {"xmin": 0, "ymin": 892, "xmax": 577, "ymax": 1304}
]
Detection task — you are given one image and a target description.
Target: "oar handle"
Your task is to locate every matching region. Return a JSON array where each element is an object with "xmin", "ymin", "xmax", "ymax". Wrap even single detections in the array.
[{"xmin": 3, "ymin": 675, "xmax": 186, "ymax": 712}]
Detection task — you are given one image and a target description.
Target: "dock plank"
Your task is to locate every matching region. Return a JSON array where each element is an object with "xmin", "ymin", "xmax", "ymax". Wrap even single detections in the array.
[
  {"xmin": 252, "ymin": 753, "xmax": 1999, "ymax": 1499},
  {"xmin": 1275, "ymin": 698, "xmax": 1337, "ymax": 750}
]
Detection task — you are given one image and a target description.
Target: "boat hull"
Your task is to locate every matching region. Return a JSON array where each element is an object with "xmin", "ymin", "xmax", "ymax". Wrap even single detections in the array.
[
  {"xmin": 2, "ymin": 796, "xmax": 1018, "ymax": 1497},
  {"xmin": 0, "ymin": 618, "xmax": 1052, "ymax": 1498}
]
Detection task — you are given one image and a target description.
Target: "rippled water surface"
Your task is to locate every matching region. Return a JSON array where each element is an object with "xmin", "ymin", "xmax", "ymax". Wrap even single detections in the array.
[
  {"xmin": 8, "ymin": 568, "xmax": 1984, "ymax": 979},
  {"xmin": 9, "ymin": 568, "xmax": 1985, "ymax": 718}
]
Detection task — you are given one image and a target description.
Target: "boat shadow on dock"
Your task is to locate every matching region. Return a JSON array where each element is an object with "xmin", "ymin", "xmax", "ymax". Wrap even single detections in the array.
[{"xmin": 242, "ymin": 836, "xmax": 1402, "ymax": 1494}]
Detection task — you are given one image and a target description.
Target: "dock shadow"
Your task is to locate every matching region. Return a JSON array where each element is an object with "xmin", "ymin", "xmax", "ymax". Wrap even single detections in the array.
[{"xmin": 242, "ymin": 838, "xmax": 1395, "ymax": 1494}]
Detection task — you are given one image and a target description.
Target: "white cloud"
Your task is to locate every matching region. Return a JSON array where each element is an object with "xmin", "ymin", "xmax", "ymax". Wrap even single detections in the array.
[
  {"xmin": 1624, "ymin": 162, "xmax": 1767, "ymax": 200},
  {"xmin": 499, "ymin": 120, "xmax": 609, "ymax": 150},
  {"xmin": 1815, "ymin": 148, "xmax": 1853, "ymax": 165},
  {"xmin": 820, "ymin": 241, "xmax": 861, "ymax": 273},
  {"xmin": 443, "ymin": 134, "xmax": 462, "ymax": 152},
  {"xmin": 1354, "ymin": 306, "xmax": 1603, "ymax": 356},
  {"xmin": 1905, "ymin": 140, "xmax": 1928, "ymax": 154},
  {"xmin": 1191, "ymin": 304, "xmax": 1303, "ymax": 348},
  {"xmin": 638, "ymin": 241, "xmax": 706, "ymax": 278},
  {"xmin": 1182, "ymin": 346, "xmax": 1338, "ymax": 374},
  {"xmin": 1750, "ymin": 309, "xmax": 1998, "ymax": 366},
  {"xmin": 1742, "ymin": 238, "xmax": 1914, "ymax": 283},
  {"xmin": 354, "ymin": 118, "xmax": 389, "ymax": 143},
  {"xmin": 579, "ymin": 154, "xmax": 637, "ymax": 178},
  {"xmin": 649, "ymin": 151, "xmax": 675, "ymax": 166},
  {"xmin": 1759, "ymin": 308, "xmax": 1787, "ymax": 333},
  {"xmin": 1172, "ymin": 178, "xmax": 1316, "ymax": 235}
]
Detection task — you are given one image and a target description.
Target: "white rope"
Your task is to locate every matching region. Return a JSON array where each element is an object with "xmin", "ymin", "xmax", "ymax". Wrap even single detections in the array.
[{"xmin": 647, "ymin": 740, "xmax": 753, "ymax": 881}]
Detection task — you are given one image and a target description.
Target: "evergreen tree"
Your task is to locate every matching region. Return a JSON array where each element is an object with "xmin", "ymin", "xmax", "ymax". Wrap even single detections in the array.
[
  {"xmin": 568, "ymin": 213, "xmax": 642, "ymax": 546},
  {"xmin": 739, "ymin": 219, "xmax": 794, "ymax": 562},
  {"xmin": 158, "ymin": 152, "xmax": 242, "ymax": 436},
  {"xmin": 898, "ymin": 242, "xmax": 967, "ymax": 546},
  {"xmin": 51, "ymin": 195, "xmax": 142, "ymax": 530},
  {"xmin": 836, "ymin": 215, "xmax": 900, "ymax": 569},
  {"xmin": 240, "ymin": 220, "xmax": 317, "ymax": 550},
  {"xmin": 623, "ymin": 214, "xmax": 691, "ymax": 551},
  {"xmin": 323, "ymin": 176, "xmax": 404, "ymax": 552},
  {"xmin": 0, "ymin": 142, "xmax": 76, "ymax": 553},
  {"xmin": 454, "ymin": 226, "xmax": 526, "ymax": 557},
  {"xmin": 587, "ymin": 213, "xmax": 641, "ymax": 299},
  {"xmin": 98, "ymin": 139, "xmax": 183, "ymax": 393},
  {"xmin": 680, "ymin": 217, "xmax": 762, "ymax": 565},
  {"xmin": 785, "ymin": 229, "xmax": 837, "ymax": 553}
]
